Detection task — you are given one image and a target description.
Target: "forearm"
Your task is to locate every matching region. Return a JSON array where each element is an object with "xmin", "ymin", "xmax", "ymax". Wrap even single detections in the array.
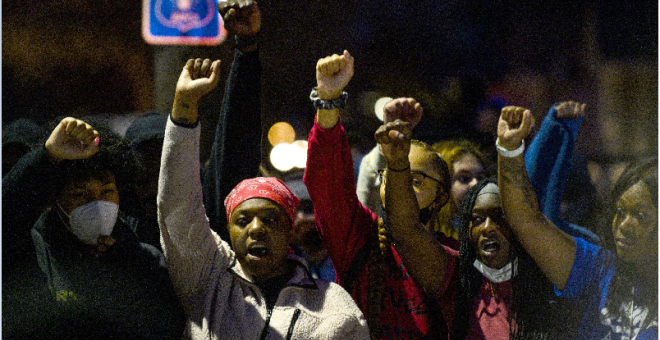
[
  {"xmin": 219, "ymin": 48, "xmax": 262, "ymax": 183},
  {"xmin": 158, "ymin": 118, "xmax": 225, "ymax": 298},
  {"xmin": 385, "ymin": 168, "xmax": 447, "ymax": 294},
  {"xmin": 498, "ymin": 153, "xmax": 575, "ymax": 289},
  {"xmin": 2, "ymin": 146, "xmax": 62, "ymax": 226},
  {"xmin": 316, "ymin": 108, "xmax": 340, "ymax": 129},
  {"xmin": 304, "ymin": 121, "xmax": 373, "ymax": 276},
  {"xmin": 525, "ymin": 107, "xmax": 580, "ymax": 220},
  {"xmin": 171, "ymin": 94, "xmax": 199, "ymax": 126}
]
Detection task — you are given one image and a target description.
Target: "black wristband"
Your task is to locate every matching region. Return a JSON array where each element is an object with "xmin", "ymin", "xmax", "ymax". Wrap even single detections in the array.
[
  {"xmin": 310, "ymin": 87, "xmax": 348, "ymax": 110},
  {"xmin": 387, "ymin": 164, "xmax": 410, "ymax": 172},
  {"xmin": 169, "ymin": 114, "xmax": 199, "ymax": 128},
  {"xmin": 235, "ymin": 33, "xmax": 258, "ymax": 49}
]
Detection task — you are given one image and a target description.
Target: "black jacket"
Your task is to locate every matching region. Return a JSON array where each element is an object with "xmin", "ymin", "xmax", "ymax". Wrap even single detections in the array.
[
  {"xmin": 2, "ymin": 144, "xmax": 185, "ymax": 339},
  {"xmin": 30, "ymin": 209, "xmax": 185, "ymax": 339},
  {"xmin": 201, "ymin": 48, "xmax": 263, "ymax": 241}
]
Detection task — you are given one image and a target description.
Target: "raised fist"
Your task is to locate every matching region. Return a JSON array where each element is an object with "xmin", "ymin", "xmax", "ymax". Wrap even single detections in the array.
[
  {"xmin": 375, "ymin": 119, "xmax": 413, "ymax": 170},
  {"xmin": 45, "ymin": 117, "xmax": 100, "ymax": 162},
  {"xmin": 316, "ymin": 50, "xmax": 354, "ymax": 100},
  {"xmin": 218, "ymin": 1, "xmax": 261, "ymax": 39},
  {"xmin": 555, "ymin": 101, "xmax": 586, "ymax": 120},
  {"xmin": 175, "ymin": 58, "xmax": 221, "ymax": 103},
  {"xmin": 497, "ymin": 106, "xmax": 535, "ymax": 151},
  {"xmin": 383, "ymin": 97, "xmax": 422, "ymax": 128}
]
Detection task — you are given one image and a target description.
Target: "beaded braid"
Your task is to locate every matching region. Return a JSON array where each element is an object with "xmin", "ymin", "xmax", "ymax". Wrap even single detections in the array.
[
  {"xmin": 365, "ymin": 217, "xmax": 395, "ymax": 340},
  {"xmin": 450, "ymin": 178, "xmax": 492, "ymax": 340}
]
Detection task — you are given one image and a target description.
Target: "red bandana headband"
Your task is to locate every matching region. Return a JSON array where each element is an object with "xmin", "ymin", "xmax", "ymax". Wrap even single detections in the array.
[{"xmin": 224, "ymin": 177, "xmax": 301, "ymax": 225}]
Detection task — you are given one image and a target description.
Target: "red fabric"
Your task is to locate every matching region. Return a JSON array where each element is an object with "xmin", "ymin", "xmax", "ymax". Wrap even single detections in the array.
[
  {"xmin": 435, "ymin": 231, "xmax": 460, "ymax": 250},
  {"xmin": 436, "ymin": 251, "xmax": 514, "ymax": 340},
  {"xmin": 467, "ymin": 280, "xmax": 514, "ymax": 340},
  {"xmin": 304, "ymin": 120, "xmax": 452, "ymax": 339},
  {"xmin": 224, "ymin": 177, "xmax": 300, "ymax": 224}
]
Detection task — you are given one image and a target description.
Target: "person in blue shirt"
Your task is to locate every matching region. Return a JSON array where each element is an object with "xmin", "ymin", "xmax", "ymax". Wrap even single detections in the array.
[{"xmin": 496, "ymin": 105, "xmax": 657, "ymax": 340}]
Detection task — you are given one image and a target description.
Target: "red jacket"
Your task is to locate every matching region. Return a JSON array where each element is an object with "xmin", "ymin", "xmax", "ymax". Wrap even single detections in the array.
[{"xmin": 304, "ymin": 120, "xmax": 458, "ymax": 339}]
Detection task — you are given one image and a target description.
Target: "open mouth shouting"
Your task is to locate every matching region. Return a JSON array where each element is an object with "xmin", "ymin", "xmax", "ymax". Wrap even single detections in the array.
[
  {"xmin": 247, "ymin": 242, "xmax": 270, "ymax": 259},
  {"xmin": 476, "ymin": 236, "xmax": 510, "ymax": 269},
  {"xmin": 480, "ymin": 238, "xmax": 501, "ymax": 258}
]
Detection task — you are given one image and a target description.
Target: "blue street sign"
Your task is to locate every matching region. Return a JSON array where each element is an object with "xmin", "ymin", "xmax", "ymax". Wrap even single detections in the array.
[{"xmin": 142, "ymin": 0, "xmax": 226, "ymax": 45}]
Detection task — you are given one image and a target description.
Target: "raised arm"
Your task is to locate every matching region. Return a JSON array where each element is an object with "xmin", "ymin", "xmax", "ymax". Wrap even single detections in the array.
[
  {"xmin": 524, "ymin": 101, "xmax": 600, "ymax": 244},
  {"xmin": 3, "ymin": 118, "xmax": 100, "ymax": 260},
  {"xmin": 376, "ymin": 99, "xmax": 448, "ymax": 295},
  {"xmin": 305, "ymin": 51, "xmax": 378, "ymax": 281},
  {"xmin": 497, "ymin": 106, "xmax": 575, "ymax": 289},
  {"xmin": 158, "ymin": 58, "xmax": 225, "ymax": 302},
  {"xmin": 356, "ymin": 98, "xmax": 423, "ymax": 212},
  {"xmin": 202, "ymin": 2, "xmax": 262, "ymax": 239},
  {"xmin": 314, "ymin": 51, "xmax": 353, "ymax": 129}
]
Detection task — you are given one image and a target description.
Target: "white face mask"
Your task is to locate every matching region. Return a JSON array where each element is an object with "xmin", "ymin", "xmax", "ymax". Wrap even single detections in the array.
[
  {"xmin": 473, "ymin": 257, "xmax": 518, "ymax": 283},
  {"xmin": 57, "ymin": 200, "xmax": 118, "ymax": 245}
]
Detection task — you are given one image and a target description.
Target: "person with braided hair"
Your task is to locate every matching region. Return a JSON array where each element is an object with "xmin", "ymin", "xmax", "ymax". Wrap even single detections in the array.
[
  {"xmin": 382, "ymin": 103, "xmax": 610, "ymax": 339},
  {"xmin": 304, "ymin": 50, "xmax": 452, "ymax": 339},
  {"xmin": 446, "ymin": 102, "xmax": 602, "ymax": 339},
  {"xmin": 447, "ymin": 177, "xmax": 561, "ymax": 340}
]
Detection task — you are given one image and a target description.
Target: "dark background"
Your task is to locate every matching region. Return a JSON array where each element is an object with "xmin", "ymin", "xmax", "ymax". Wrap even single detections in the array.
[{"xmin": 3, "ymin": 0, "xmax": 657, "ymax": 187}]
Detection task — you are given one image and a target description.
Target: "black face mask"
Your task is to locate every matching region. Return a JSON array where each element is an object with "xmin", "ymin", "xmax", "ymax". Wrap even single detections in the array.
[
  {"xmin": 379, "ymin": 202, "xmax": 435, "ymax": 226},
  {"xmin": 418, "ymin": 203, "xmax": 434, "ymax": 226}
]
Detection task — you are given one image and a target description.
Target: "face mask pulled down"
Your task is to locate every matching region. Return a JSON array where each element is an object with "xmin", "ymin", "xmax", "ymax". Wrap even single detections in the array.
[{"xmin": 58, "ymin": 200, "xmax": 118, "ymax": 245}]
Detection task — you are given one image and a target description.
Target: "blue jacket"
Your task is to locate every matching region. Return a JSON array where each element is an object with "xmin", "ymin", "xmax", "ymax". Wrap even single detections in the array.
[{"xmin": 525, "ymin": 104, "xmax": 601, "ymax": 245}]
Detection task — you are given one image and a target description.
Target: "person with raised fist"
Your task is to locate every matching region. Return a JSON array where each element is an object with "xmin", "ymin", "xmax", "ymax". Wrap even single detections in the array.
[
  {"xmin": 157, "ymin": 51, "xmax": 369, "ymax": 339},
  {"xmin": 305, "ymin": 50, "xmax": 452, "ymax": 339},
  {"xmin": 497, "ymin": 105, "xmax": 657, "ymax": 339},
  {"xmin": 3, "ymin": 116, "xmax": 185, "ymax": 339}
]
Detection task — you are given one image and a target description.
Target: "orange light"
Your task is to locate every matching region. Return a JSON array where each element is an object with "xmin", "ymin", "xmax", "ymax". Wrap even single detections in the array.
[{"xmin": 268, "ymin": 122, "xmax": 295, "ymax": 146}]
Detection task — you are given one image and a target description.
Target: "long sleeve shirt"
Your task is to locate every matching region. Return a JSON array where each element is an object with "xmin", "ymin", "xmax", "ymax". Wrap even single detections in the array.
[{"xmin": 305, "ymin": 119, "xmax": 454, "ymax": 339}]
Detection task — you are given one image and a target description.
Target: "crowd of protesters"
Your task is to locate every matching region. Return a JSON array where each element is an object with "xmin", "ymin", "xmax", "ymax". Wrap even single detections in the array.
[{"xmin": 2, "ymin": 1, "xmax": 656, "ymax": 340}]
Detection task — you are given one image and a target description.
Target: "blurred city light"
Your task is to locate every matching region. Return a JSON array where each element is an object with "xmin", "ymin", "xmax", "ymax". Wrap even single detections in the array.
[
  {"xmin": 270, "ymin": 140, "xmax": 308, "ymax": 171},
  {"xmin": 267, "ymin": 122, "xmax": 295, "ymax": 146},
  {"xmin": 374, "ymin": 97, "xmax": 393, "ymax": 122},
  {"xmin": 291, "ymin": 140, "xmax": 308, "ymax": 168}
]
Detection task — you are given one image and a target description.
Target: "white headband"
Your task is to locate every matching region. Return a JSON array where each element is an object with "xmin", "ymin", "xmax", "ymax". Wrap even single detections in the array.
[{"xmin": 477, "ymin": 182, "xmax": 499, "ymax": 196}]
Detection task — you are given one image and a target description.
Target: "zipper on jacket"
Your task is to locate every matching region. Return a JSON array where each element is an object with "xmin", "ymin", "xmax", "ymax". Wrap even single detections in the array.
[
  {"xmin": 258, "ymin": 307, "xmax": 273, "ymax": 340},
  {"xmin": 285, "ymin": 309, "xmax": 301, "ymax": 340}
]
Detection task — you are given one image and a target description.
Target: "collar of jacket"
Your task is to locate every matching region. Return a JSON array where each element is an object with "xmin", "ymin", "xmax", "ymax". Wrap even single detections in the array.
[{"xmin": 228, "ymin": 253, "xmax": 319, "ymax": 290}]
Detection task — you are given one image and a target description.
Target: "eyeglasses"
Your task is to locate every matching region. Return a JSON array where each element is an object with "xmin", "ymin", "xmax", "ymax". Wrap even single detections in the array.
[{"xmin": 377, "ymin": 169, "xmax": 445, "ymax": 192}]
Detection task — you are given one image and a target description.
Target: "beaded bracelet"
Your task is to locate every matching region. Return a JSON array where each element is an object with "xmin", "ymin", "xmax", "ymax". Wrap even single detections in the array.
[{"xmin": 309, "ymin": 87, "xmax": 348, "ymax": 110}]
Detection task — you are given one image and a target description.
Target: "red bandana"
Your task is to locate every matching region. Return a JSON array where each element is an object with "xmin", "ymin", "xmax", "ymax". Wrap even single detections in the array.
[{"xmin": 224, "ymin": 177, "xmax": 300, "ymax": 225}]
